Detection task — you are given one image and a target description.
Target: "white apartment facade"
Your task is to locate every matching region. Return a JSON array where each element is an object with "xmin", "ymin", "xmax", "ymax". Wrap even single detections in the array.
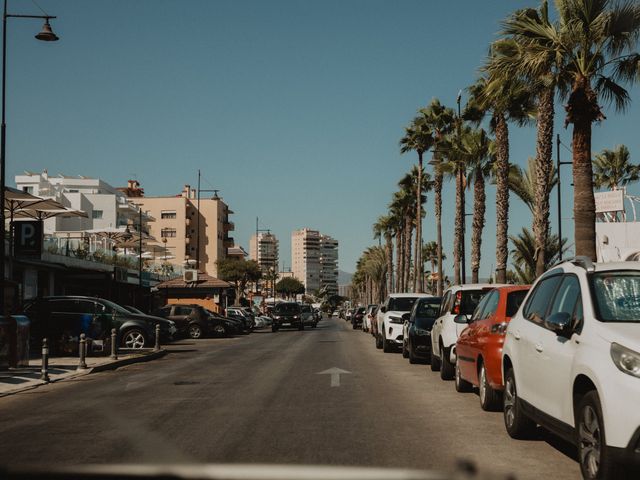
[
  {"xmin": 249, "ymin": 232, "xmax": 279, "ymax": 273},
  {"xmin": 291, "ymin": 228, "xmax": 338, "ymax": 294}
]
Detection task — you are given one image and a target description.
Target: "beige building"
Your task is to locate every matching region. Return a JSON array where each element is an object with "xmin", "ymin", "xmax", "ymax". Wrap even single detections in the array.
[
  {"xmin": 123, "ymin": 181, "xmax": 234, "ymax": 276},
  {"xmin": 249, "ymin": 232, "xmax": 279, "ymax": 273},
  {"xmin": 291, "ymin": 228, "xmax": 338, "ymax": 294}
]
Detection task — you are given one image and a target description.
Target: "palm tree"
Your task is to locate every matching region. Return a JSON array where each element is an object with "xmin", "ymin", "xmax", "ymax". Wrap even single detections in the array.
[
  {"xmin": 422, "ymin": 241, "xmax": 446, "ymax": 294},
  {"xmin": 510, "ymin": 227, "xmax": 567, "ymax": 284},
  {"xmin": 458, "ymin": 127, "xmax": 494, "ymax": 283},
  {"xmin": 373, "ymin": 214, "xmax": 395, "ymax": 295},
  {"xmin": 593, "ymin": 145, "xmax": 639, "ymax": 190},
  {"xmin": 507, "ymin": 157, "xmax": 558, "ymax": 212},
  {"xmin": 400, "ymin": 117, "xmax": 434, "ymax": 293},
  {"xmin": 495, "ymin": 1, "xmax": 562, "ymax": 278},
  {"xmin": 466, "ymin": 73, "xmax": 533, "ymax": 284},
  {"xmin": 506, "ymin": 0, "xmax": 640, "ymax": 260},
  {"xmin": 389, "ymin": 189, "xmax": 413, "ymax": 292},
  {"xmin": 420, "ymin": 99, "xmax": 456, "ymax": 295}
]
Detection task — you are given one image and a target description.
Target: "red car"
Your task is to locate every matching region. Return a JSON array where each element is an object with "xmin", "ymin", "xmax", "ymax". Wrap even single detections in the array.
[{"xmin": 454, "ymin": 285, "xmax": 530, "ymax": 411}]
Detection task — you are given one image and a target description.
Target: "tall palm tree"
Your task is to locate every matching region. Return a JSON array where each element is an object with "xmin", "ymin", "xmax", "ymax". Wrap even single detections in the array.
[
  {"xmin": 389, "ymin": 189, "xmax": 413, "ymax": 292},
  {"xmin": 420, "ymin": 100, "xmax": 456, "ymax": 295},
  {"xmin": 507, "ymin": 157, "xmax": 558, "ymax": 213},
  {"xmin": 373, "ymin": 214, "xmax": 395, "ymax": 295},
  {"xmin": 593, "ymin": 145, "xmax": 639, "ymax": 190},
  {"xmin": 496, "ymin": 1, "xmax": 562, "ymax": 278},
  {"xmin": 422, "ymin": 241, "xmax": 446, "ymax": 294},
  {"xmin": 510, "ymin": 227, "xmax": 568, "ymax": 284},
  {"xmin": 506, "ymin": 0, "xmax": 640, "ymax": 261},
  {"xmin": 400, "ymin": 117, "xmax": 434, "ymax": 293},
  {"xmin": 466, "ymin": 73, "xmax": 533, "ymax": 284},
  {"xmin": 458, "ymin": 127, "xmax": 494, "ymax": 283}
]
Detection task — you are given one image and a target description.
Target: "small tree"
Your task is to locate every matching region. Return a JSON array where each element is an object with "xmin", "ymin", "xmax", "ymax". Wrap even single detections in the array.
[
  {"xmin": 217, "ymin": 258, "xmax": 262, "ymax": 305},
  {"xmin": 275, "ymin": 277, "xmax": 305, "ymax": 298}
]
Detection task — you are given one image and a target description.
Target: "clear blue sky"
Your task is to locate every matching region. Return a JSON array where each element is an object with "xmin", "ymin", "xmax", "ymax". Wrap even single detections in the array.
[{"xmin": 7, "ymin": 0, "xmax": 640, "ymax": 277}]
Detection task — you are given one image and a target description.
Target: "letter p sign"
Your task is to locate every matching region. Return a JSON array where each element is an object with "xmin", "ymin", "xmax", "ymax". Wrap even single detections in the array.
[{"xmin": 14, "ymin": 221, "xmax": 43, "ymax": 256}]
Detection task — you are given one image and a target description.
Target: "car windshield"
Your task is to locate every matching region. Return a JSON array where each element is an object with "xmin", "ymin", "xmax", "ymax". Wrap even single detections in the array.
[
  {"xmin": 275, "ymin": 303, "xmax": 300, "ymax": 314},
  {"xmin": 592, "ymin": 272, "xmax": 640, "ymax": 322},
  {"xmin": 459, "ymin": 290, "xmax": 490, "ymax": 316},
  {"xmin": 388, "ymin": 297, "xmax": 419, "ymax": 312}
]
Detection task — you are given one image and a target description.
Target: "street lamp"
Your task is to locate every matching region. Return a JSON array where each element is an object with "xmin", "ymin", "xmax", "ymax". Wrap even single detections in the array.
[
  {"xmin": 0, "ymin": 1, "xmax": 59, "ymax": 311},
  {"xmin": 556, "ymin": 134, "xmax": 572, "ymax": 262},
  {"xmin": 456, "ymin": 90, "xmax": 466, "ymax": 285}
]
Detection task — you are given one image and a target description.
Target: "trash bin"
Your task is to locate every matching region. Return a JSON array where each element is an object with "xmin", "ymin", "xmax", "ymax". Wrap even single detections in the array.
[{"xmin": 0, "ymin": 315, "xmax": 31, "ymax": 368}]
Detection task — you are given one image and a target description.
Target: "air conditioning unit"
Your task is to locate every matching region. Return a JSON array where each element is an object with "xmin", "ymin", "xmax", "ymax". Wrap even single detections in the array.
[{"xmin": 183, "ymin": 269, "xmax": 198, "ymax": 283}]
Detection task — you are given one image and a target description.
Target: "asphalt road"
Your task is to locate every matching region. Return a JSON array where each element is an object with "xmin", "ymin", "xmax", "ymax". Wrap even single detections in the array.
[{"xmin": 0, "ymin": 316, "xmax": 581, "ymax": 479}]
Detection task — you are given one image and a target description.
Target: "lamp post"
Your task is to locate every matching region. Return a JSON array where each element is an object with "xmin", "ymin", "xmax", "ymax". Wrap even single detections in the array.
[
  {"xmin": 0, "ymin": 1, "xmax": 58, "ymax": 311},
  {"xmin": 556, "ymin": 134, "xmax": 572, "ymax": 262},
  {"xmin": 456, "ymin": 91, "xmax": 466, "ymax": 285}
]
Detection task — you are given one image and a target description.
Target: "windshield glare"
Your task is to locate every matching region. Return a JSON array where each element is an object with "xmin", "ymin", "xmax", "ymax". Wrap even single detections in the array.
[{"xmin": 592, "ymin": 272, "xmax": 640, "ymax": 322}]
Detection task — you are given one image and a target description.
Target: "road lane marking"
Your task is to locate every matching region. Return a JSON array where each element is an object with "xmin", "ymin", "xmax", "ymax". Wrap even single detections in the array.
[{"xmin": 317, "ymin": 367, "xmax": 351, "ymax": 387}]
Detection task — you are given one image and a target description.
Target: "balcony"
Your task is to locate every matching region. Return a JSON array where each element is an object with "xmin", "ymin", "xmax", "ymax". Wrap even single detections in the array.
[
  {"xmin": 224, "ymin": 237, "xmax": 234, "ymax": 248},
  {"xmin": 224, "ymin": 221, "xmax": 235, "ymax": 232}
]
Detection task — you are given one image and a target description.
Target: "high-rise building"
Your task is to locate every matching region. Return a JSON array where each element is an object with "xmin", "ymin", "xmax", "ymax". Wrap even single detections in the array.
[
  {"xmin": 249, "ymin": 232, "xmax": 279, "ymax": 273},
  {"xmin": 291, "ymin": 228, "xmax": 338, "ymax": 294}
]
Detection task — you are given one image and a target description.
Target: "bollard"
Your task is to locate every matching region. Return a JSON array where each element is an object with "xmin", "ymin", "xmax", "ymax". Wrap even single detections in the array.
[
  {"xmin": 77, "ymin": 333, "xmax": 88, "ymax": 370},
  {"xmin": 110, "ymin": 328, "xmax": 118, "ymax": 360},
  {"xmin": 154, "ymin": 323, "xmax": 161, "ymax": 352},
  {"xmin": 40, "ymin": 338, "xmax": 50, "ymax": 382}
]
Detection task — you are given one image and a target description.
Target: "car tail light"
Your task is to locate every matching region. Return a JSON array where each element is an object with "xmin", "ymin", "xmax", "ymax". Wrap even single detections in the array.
[
  {"xmin": 490, "ymin": 322, "xmax": 508, "ymax": 334},
  {"xmin": 452, "ymin": 291, "xmax": 462, "ymax": 314}
]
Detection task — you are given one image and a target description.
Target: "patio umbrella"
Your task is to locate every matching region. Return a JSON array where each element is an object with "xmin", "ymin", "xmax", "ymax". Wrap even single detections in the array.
[{"xmin": 13, "ymin": 205, "xmax": 87, "ymax": 220}]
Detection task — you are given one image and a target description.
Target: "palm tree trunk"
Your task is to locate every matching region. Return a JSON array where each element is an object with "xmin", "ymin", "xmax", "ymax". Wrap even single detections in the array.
[
  {"xmin": 414, "ymin": 154, "xmax": 423, "ymax": 293},
  {"xmin": 495, "ymin": 113, "xmax": 510, "ymax": 284},
  {"xmin": 533, "ymin": 86, "xmax": 555, "ymax": 278},
  {"xmin": 567, "ymin": 77, "xmax": 598, "ymax": 261},
  {"xmin": 404, "ymin": 215, "xmax": 413, "ymax": 291},
  {"xmin": 453, "ymin": 168, "xmax": 462, "ymax": 285},
  {"xmin": 385, "ymin": 233, "xmax": 394, "ymax": 294},
  {"xmin": 471, "ymin": 169, "xmax": 486, "ymax": 284},
  {"xmin": 395, "ymin": 229, "xmax": 403, "ymax": 292},
  {"xmin": 434, "ymin": 164, "xmax": 444, "ymax": 295}
]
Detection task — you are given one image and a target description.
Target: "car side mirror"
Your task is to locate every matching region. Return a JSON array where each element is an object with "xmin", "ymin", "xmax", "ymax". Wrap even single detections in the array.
[
  {"xmin": 545, "ymin": 312, "xmax": 572, "ymax": 337},
  {"xmin": 380, "ymin": 306, "xmax": 387, "ymax": 313},
  {"xmin": 401, "ymin": 313, "xmax": 410, "ymax": 321},
  {"xmin": 454, "ymin": 314, "xmax": 469, "ymax": 324}
]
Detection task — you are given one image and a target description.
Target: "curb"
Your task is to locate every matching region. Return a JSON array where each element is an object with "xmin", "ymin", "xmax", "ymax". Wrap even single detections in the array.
[{"xmin": 0, "ymin": 349, "xmax": 168, "ymax": 398}]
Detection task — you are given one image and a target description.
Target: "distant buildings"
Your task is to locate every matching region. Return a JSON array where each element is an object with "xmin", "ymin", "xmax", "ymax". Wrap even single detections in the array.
[
  {"xmin": 291, "ymin": 228, "xmax": 338, "ymax": 294},
  {"xmin": 249, "ymin": 232, "xmax": 279, "ymax": 274}
]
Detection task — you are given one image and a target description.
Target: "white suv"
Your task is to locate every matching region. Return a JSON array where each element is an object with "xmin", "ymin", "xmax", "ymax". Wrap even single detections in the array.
[
  {"xmin": 430, "ymin": 284, "xmax": 497, "ymax": 380},
  {"xmin": 502, "ymin": 258, "xmax": 640, "ymax": 479},
  {"xmin": 376, "ymin": 293, "xmax": 432, "ymax": 353}
]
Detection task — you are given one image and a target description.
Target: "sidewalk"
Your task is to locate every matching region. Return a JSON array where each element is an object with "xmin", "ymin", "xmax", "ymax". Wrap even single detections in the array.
[{"xmin": 0, "ymin": 348, "xmax": 167, "ymax": 397}]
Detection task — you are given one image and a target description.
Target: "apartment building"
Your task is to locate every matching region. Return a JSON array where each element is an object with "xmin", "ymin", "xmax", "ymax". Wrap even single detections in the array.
[
  {"xmin": 291, "ymin": 228, "xmax": 338, "ymax": 294},
  {"xmin": 123, "ymin": 181, "xmax": 234, "ymax": 277},
  {"xmin": 249, "ymin": 232, "xmax": 279, "ymax": 273}
]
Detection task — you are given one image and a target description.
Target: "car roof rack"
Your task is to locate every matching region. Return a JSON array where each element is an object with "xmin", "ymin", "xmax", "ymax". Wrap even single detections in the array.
[{"xmin": 562, "ymin": 256, "xmax": 596, "ymax": 273}]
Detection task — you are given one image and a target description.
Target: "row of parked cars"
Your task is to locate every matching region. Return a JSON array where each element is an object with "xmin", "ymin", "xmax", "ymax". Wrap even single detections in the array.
[{"xmin": 355, "ymin": 258, "xmax": 640, "ymax": 480}]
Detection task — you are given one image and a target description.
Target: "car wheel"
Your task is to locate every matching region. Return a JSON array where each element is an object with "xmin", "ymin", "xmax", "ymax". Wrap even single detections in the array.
[
  {"xmin": 375, "ymin": 333, "xmax": 382, "ymax": 349},
  {"xmin": 212, "ymin": 324, "xmax": 227, "ymax": 337},
  {"xmin": 430, "ymin": 350, "xmax": 441, "ymax": 371},
  {"xmin": 576, "ymin": 391, "xmax": 621, "ymax": 480},
  {"xmin": 440, "ymin": 345, "xmax": 455, "ymax": 380},
  {"xmin": 121, "ymin": 328, "xmax": 147, "ymax": 349},
  {"xmin": 503, "ymin": 368, "xmax": 536, "ymax": 439},
  {"xmin": 271, "ymin": 324, "xmax": 278, "ymax": 333},
  {"xmin": 298, "ymin": 323, "xmax": 304, "ymax": 331},
  {"xmin": 455, "ymin": 362, "xmax": 473, "ymax": 392},
  {"xmin": 312, "ymin": 322, "xmax": 317, "ymax": 329},
  {"xmin": 188, "ymin": 323, "xmax": 204, "ymax": 339},
  {"xmin": 479, "ymin": 363, "xmax": 501, "ymax": 411},
  {"xmin": 352, "ymin": 323, "xmax": 357, "ymax": 330},
  {"xmin": 382, "ymin": 333, "xmax": 392, "ymax": 353},
  {"xmin": 402, "ymin": 341, "xmax": 409, "ymax": 358}
]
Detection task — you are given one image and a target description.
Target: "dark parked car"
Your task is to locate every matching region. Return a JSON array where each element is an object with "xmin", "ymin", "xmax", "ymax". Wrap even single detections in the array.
[
  {"xmin": 122, "ymin": 305, "xmax": 177, "ymax": 342},
  {"xmin": 23, "ymin": 296, "xmax": 160, "ymax": 354},
  {"xmin": 402, "ymin": 296, "xmax": 442, "ymax": 363},
  {"xmin": 271, "ymin": 302, "xmax": 303, "ymax": 332},
  {"xmin": 154, "ymin": 304, "xmax": 237, "ymax": 338},
  {"xmin": 300, "ymin": 304, "xmax": 318, "ymax": 328},
  {"xmin": 351, "ymin": 307, "xmax": 366, "ymax": 329},
  {"xmin": 225, "ymin": 306, "xmax": 254, "ymax": 333}
]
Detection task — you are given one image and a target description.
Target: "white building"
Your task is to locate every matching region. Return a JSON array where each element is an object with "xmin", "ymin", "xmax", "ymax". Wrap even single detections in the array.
[
  {"xmin": 291, "ymin": 228, "xmax": 338, "ymax": 294},
  {"xmin": 249, "ymin": 232, "xmax": 279, "ymax": 273}
]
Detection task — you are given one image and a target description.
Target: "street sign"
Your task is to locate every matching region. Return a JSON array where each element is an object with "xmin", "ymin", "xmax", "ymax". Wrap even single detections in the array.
[
  {"xmin": 595, "ymin": 190, "xmax": 624, "ymax": 213},
  {"xmin": 13, "ymin": 221, "xmax": 43, "ymax": 257}
]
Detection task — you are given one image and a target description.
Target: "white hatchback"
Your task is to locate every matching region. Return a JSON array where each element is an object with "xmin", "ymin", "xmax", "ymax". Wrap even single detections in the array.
[{"xmin": 502, "ymin": 258, "xmax": 640, "ymax": 479}]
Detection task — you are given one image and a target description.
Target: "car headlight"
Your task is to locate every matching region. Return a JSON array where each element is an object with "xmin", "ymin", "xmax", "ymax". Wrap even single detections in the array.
[
  {"xmin": 389, "ymin": 315, "xmax": 403, "ymax": 324},
  {"xmin": 610, "ymin": 343, "xmax": 640, "ymax": 378},
  {"xmin": 293, "ymin": 315, "xmax": 299, "ymax": 320},
  {"xmin": 415, "ymin": 328, "xmax": 429, "ymax": 336}
]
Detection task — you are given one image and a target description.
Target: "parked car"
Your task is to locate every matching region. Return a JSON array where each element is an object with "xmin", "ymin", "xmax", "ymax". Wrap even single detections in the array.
[
  {"xmin": 362, "ymin": 304, "xmax": 377, "ymax": 333},
  {"xmin": 226, "ymin": 306, "xmax": 254, "ymax": 333},
  {"xmin": 122, "ymin": 305, "xmax": 178, "ymax": 342},
  {"xmin": 375, "ymin": 293, "xmax": 433, "ymax": 352},
  {"xmin": 350, "ymin": 307, "xmax": 365, "ymax": 329},
  {"xmin": 154, "ymin": 304, "xmax": 236, "ymax": 338},
  {"xmin": 402, "ymin": 296, "xmax": 442, "ymax": 363},
  {"xmin": 501, "ymin": 258, "xmax": 640, "ymax": 479},
  {"xmin": 454, "ymin": 286, "xmax": 529, "ymax": 410},
  {"xmin": 301, "ymin": 304, "xmax": 318, "ymax": 328},
  {"xmin": 23, "ymin": 296, "xmax": 159, "ymax": 353},
  {"xmin": 271, "ymin": 302, "xmax": 304, "ymax": 331},
  {"xmin": 430, "ymin": 284, "xmax": 498, "ymax": 380}
]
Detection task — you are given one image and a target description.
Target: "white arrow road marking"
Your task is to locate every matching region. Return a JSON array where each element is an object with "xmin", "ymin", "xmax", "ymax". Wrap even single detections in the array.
[{"xmin": 317, "ymin": 367, "xmax": 351, "ymax": 387}]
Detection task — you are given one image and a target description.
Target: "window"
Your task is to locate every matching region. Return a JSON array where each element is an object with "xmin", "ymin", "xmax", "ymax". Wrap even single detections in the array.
[
  {"xmin": 92, "ymin": 210, "xmax": 103, "ymax": 219},
  {"xmin": 388, "ymin": 297, "xmax": 418, "ymax": 312},
  {"xmin": 479, "ymin": 290, "xmax": 500, "ymax": 320},
  {"xmin": 548, "ymin": 276, "xmax": 581, "ymax": 320},
  {"xmin": 506, "ymin": 290, "xmax": 528, "ymax": 317},
  {"xmin": 22, "ymin": 186, "xmax": 33, "ymax": 194},
  {"xmin": 161, "ymin": 210, "xmax": 177, "ymax": 219},
  {"xmin": 440, "ymin": 291, "xmax": 452, "ymax": 316},
  {"xmin": 175, "ymin": 306, "xmax": 193, "ymax": 316},
  {"xmin": 161, "ymin": 228, "xmax": 176, "ymax": 238},
  {"xmin": 592, "ymin": 271, "xmax": 640, "ymax": 322},
  {"xmin": 451, "ymin": 289, "xmax": 491, "ymax": 316},
  {"xmin": 523, "ymin": 275, "xmax": 563, "ymax": 326}
]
